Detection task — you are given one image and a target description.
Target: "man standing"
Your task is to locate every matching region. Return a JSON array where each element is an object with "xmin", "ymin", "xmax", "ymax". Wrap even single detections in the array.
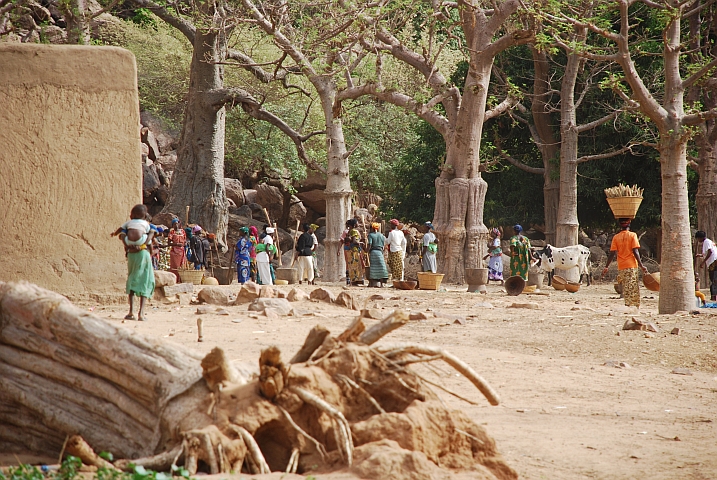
[
  {"xmin": 295, "ymin": 223, "xmax": 315, "ymax": 285},
  {"xmin": 602, "ymin": 218, "xmax": 648, "ymax": 308},
  {"xmin": 695, "ymin": 231, "xmax": 717, "ymax": 301},
  {"xmin": 386, "ymin": 219, "xmax": 404, "ymax": 282}
]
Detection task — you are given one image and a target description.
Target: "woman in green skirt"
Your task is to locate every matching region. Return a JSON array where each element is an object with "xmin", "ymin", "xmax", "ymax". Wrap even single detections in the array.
[{"xmin": 367, "ymin": 222, "xmax": 389, "ymax": 287}]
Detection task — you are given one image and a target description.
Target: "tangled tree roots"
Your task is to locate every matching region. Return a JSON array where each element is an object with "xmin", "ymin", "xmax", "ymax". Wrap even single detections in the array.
[{"xmin": 0, "ymin": 281, "xmax": 517, "ymax": 480}]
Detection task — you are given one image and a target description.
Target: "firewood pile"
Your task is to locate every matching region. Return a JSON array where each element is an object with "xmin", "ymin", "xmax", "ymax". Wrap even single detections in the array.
[{"xmin": 0, "ymin": 281, "xmax": 516, "ymax": 480}]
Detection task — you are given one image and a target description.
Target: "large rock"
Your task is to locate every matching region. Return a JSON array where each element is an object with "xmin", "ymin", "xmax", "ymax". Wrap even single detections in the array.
[
  {"xmin": 140, "ymin": 126, "xmax": 160, "ymax": 161},
  {"xmin": 154, "ymin": 270, "xmax": 176, "ymax": 288},
  {"xmin": 248, "ymin": 203, "xmax": 265, "ymax": 221},
  {"xmin": 224, "ymin": 178, "xmax": 244, "ymax": 207},
  {"xmin": 140, "ymin": 110, "xmax": 178, "ymax": 153},
  {"xmin": 288, "ymin": 195, "xmax": 308, "ymax": 224},
  {"xmin": 142, "ymin": 163, "xmax": 161, "ymax": 202},
  {"xmin": 310, "ymin": 287, "xmax": 335, "ymax": 303},
  {"xmin": 589, "ymin": 246, "xmax": 606, "ymax": 263},
  {"xmin": 156, "ymin": 151, "xmax": 177, "ymax": 171},
  {"xmin": 287, "ymin": 287, "xmax": 309, "ymax": 302},
  {"xmin": 197, "ymin": 287, "xmax": 230, "ymax": 306},
  {"xmin": 335, "ymin": 291, "xmax": 360, "ymax": 310},
  {"xmin": 243, "ymin": 189, "xmax": 257, "ymax": 205},
  {"xmin": 234, "ymin": 282, "xmax": 262, "ymax": 304},
  {"xmin": 230, "ymin": 205, "xmax": 253, "ymax": 218},
  {"xmin": 247, "ymin": 297, "xmax": 292, "ymax": 316},
  {"xmin": 295, "ymin": 189, "xmax": 326, "ymax": 216}
]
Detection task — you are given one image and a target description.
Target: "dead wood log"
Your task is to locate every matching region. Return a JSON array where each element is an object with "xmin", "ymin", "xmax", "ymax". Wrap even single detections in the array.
[
  {"xmin": 359, "ymin": 310, "xmax": 409, "ymax": 345},
  {"xmin": 66, "ymin": 435, "xmax": 116, "ymax": 470},
  {"xmin": 0, "ymin": 281, "xmax": 206, "ymax": 458},
  {"xmin": 289, "ymin": 325, "xmax": 330, "ymax": 364},
  {"xmin": 114, "ymin": 445, "xmax": 183, "ymax": 471},
  {"xmin": 337, "ymin": 317, "xmax": 365, "ymax": 342}
]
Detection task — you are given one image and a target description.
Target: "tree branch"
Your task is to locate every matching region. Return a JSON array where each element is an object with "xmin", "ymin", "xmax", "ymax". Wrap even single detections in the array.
[
  {"xmin": 337, "ymin": 83, "xmax": 451, "ymax": 137},
  {"xmin": 131, "ymin": 0, "xmax": 195, "ymax": 43},
  {"xmin": 575, "ymin": 110, "xmax": 622, "ymax": 133},
  {"xmin": 485, "ymin": 94, "xmax": 519, "ymax": 120},
  {"xmin": 682, "ymin": 57, "xmax": 717, "ymax": 91},
  {"xmin": 683, "ymin": 106, "xmax": 717, "ymax": 126},
  {"xmin": 576, "ymin": 145, "xmax": 632, "ymax": 163},
  {"xmin": 206, "ymin": 88, "xmax": 326, "ymax": 174},
  {"xmin": 494, "ymin": 137, "xmax": 544, "ymax": 174}
]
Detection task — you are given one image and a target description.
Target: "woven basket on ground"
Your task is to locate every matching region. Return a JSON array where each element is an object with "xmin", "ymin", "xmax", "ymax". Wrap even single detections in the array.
[{"xmin": 179, "ymin": 269, "xmax": 205, "ymax": 285}]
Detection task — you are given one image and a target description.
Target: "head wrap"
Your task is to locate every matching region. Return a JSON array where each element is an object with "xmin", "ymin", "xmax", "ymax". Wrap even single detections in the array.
[
  {"xmin": 390, "ymin": 219, "xmax": 400, "ymax": 226},
  {"xmin": 192, "ymin": 225, "xmax": 202, "ymax": 234},
  {"xmin": 618, "ymin": 218, "xmax": 632, "ymax": 225},
  {"xmin": 425, "ymin": 221, "xmax": 434, "ymax": 230},
  {"xmin": 239, "ymin": 227, "xmax": 249, "ymax": 234},
  {"xmin": 150, "ymin": 224, "xmax": 159, "ymax": 233},
  {"xmin": 171, "ymin": 218, "xmax": 179, "ymax": 224},
  {"xmin": 371, "ymin": 222, "xmax": 380, "ymax": 231},
  {"xmin": 310, "ymin": 224, "xmax": 320, "ymax": 231},
  {"xmin": 491, "ymin": 228, "xmax": 500, "ymax": 237},
  {"xmin": 513, "ymin": 224, "xmax": 523, "ymax": 233},
  {"xmin": 266, "ymin": 227, "xmax": 275, "ymax": 234},
  {"xmin": 249, "ymin": 226, "xmax": 258, "ymax": 236}
]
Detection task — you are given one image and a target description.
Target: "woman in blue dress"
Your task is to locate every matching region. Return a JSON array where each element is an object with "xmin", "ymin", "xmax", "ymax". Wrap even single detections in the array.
[{"xmin": 234, "ymin": 227, "xmax": 252, "ymax": 284}]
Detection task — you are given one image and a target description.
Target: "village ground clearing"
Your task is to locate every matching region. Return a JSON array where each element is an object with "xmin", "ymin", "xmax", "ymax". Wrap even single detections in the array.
[{"xmin": 58, "ymin": 280, "xmax": 716, "ymax": 480}]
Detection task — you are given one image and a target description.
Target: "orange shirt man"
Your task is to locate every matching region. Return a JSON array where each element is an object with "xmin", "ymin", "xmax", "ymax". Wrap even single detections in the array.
[{"xmin": 602, "ymin": 218, "xmax": 648, "ymax": 307}]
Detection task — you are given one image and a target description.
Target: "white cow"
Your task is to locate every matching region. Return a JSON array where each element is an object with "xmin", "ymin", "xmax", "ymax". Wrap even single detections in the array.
[{"xmin": 533, "ymin": 244, "xmax": 592, "ymax": 285}]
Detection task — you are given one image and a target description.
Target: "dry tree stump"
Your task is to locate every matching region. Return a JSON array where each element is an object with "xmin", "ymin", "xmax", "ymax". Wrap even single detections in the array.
[{"xmin": 0, "ymin": 281, "xmax": 516, "ymax": 480}]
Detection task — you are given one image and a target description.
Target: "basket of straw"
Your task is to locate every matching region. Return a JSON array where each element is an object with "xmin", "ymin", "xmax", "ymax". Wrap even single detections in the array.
[
  {"xmin": 605, "ymin": 184, "xmax": 643, "ymax": 219},
  {"xmin": 179, "ymin": 267, "xmax": 205, "ymax": 285}
]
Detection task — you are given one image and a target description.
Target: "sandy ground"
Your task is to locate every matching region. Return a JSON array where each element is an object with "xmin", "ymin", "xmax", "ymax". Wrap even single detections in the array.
[{"xmin": 29, "ymin": 280, "xmax": 717, "ymax": 479}]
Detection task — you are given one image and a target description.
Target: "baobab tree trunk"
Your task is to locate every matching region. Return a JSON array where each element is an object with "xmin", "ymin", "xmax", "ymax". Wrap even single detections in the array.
[
  {"xmin": 62, "ymin": 0, "xmax": 91, "ymax": 45},
  {"xmin": 696, "ymin": 133, "xmax": 717, "ymax": 242},
  {"xmin": 531, "ymin": 48, "xmax": 560, "ymax": 245},
  {"xmin": 434, "ymin": 62, "xmax": 491, "ymax": 283},
  {"xmin": 317, "ymin": 80, "xmax": 352, "ymax": 282},
  {"xmin": 555, "ymin": 53, "xmax": 582, "ymax": 282},
  {"xmin": 659, "ymin": 138, "xmax": 695, "ymax": 313},
  {"xmin": 162, "ymin": 28, "xmax": 229, "ymax": 245}
]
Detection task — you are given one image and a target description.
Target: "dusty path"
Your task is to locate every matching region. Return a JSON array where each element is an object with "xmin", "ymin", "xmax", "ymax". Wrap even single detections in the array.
[{"xmin": 71, "ymin": 282, "xmax": 717, "ymax": 478}]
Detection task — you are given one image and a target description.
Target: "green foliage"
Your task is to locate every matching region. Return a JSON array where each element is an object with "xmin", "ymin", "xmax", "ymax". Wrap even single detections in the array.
[
  {"xmin": 0, "ymin": 458, "xmax": 193, "ymax": 480},
  {"xmin": 98, "ymin": 15, "xmax": 192, "ymax": 127}
]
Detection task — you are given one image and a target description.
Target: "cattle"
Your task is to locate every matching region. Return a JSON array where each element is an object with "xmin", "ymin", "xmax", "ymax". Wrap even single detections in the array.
[{"xmin": 533, "ymin": 244, "xmax": 592, "ymax": 286}]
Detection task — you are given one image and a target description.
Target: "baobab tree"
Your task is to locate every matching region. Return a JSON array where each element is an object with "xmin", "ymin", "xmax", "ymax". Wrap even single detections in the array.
[
  {"xmin": 549, "ymin": 0, "xmax": 717, "ymax": 312},
  {"xmin": 338, "ymin": 0, "xmax": 533, "ymax": 282},
  {"xmin": 130, "ymin": 0, "xmax": 322, "ymax": 247}
]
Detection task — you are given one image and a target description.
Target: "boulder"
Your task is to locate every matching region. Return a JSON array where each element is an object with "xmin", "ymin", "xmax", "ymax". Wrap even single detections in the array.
[
  {"xmin": 287, "ymin": 287, "xmax": 309, "ymax": 302},
  {"xmin": 224, "ymin": 178, "xmax": 244, "ymax": 207},
  {"xmin": 154, "ymin": 270, "xmax": 176, "ymax": 288},
  {"xmin": 310, "ymin": 287, "xmax": 335, "ymax": 303},
  {"xmin": 314, "ymin": 226, "xmax": 326, "ymax": 244},
  {"xmin": 335, "ymin": 291, "xmax": 359, "ymax": 310},
  {"xmin": 156, "ymin": 151, "xmax": 178, "ymax": 171},
  {"xmin": 295, "ymin": 189, "xmax": 326, "ymax": 216},
  {"xmin": 288, "ymin": 196, "xmax": 308, "ymax": 224},
  {"xmin": 243, "ymin": 189, "xmax": 257, "ymax": 205},
  {"xmin": 248, "ymin": 298, "xmax": 292, "ymax": 316},
  {"xmin": 231, "ymin": 205, "xmax": 253, "ymax": 218},
  {"xmin": 235, "ymin": 282, "xmax": 262, "ymax": 304},
  {"xmin": 140, "ymin": 111, "xmax": 178, "ymax": 153},
  {"xmin": 141, "ymin": 127, "xmax": 160, "ymax": 161},
  {"xmin": 142, "ymin": 163, "xmax": 161, "ymax": 202},
  {"xmin": 589, "ymin": 246, "xmax": 606, "ymax": 263},
  {"xmin": 248, "ymin": 203, "xmax": 265, "ymax": 220},
  {"xmin": 315, "ymin": 217, "xmax": 327, "ymax": 227},
  {"xmin": 259, "ymin": 285, "xmax": 275, "ymax": 298},
  {"xmin": 197, "ymin": 287, "xmax": 230, "ymax": 306}
]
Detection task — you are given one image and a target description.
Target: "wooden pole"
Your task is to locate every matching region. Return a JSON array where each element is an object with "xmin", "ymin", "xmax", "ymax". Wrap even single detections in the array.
[
  {"xmin": 360, "ymin": 215, "xmax": 370, "ymax": 267},
  {"xmin": 290, "ymin": 219, "xmax": 301, "ymax": 267},
  {"xmin": 274, "ymin": 222, "xmax": 282, "ymax": 266},
  {"xmin": 185, "ymin": 206, "xmax": 190, "ymax": 226}
]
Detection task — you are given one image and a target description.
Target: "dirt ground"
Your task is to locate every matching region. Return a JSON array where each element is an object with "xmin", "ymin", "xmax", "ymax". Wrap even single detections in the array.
[{"xmin": 52, "ymin": 280, "xmax": 717, "ymax": 479}]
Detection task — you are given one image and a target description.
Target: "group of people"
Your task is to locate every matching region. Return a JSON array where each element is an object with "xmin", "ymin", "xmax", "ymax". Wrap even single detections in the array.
[
  {"xmin": 233, "ymin": 222, "xmax": 321, "ymax": 286},
  {"xmin": 339, "ymin": 218, "xmax": 438, "ymax": 287},
  {"xmin": 483, "ymin": 224, "xmax": 534, "ymax": 285}
]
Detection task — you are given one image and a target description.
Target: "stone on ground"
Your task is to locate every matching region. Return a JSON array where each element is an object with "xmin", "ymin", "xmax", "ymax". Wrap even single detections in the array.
[
  {"xmin": 248, "ymin": 298, "xmax": 292, "ymax": 316},
  {"xmin": 197, "ymin": 287, "xmax": 230, "ymax": 306}
]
